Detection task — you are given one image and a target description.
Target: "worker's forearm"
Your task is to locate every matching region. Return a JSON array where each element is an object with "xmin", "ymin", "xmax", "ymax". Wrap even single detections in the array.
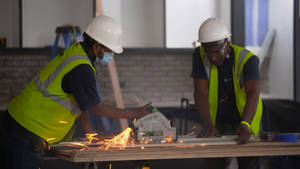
[
  {"xmin": 78, "ymin": 111, "xmax": 94, "ymax": 134},
  {"xmin": 242, "ymin": 96, "xmax": 258, "ymax": 124},
  {"xmin": 194, "ymin": 91, "xmax": 213, "ymax": 128},
  {"xmin": 90, "ymin": 103, "xmax": 136, "ymax": 119},
  {"xmin": 242, "ymin": 81, "xmax": 260, "ymax": 124}
]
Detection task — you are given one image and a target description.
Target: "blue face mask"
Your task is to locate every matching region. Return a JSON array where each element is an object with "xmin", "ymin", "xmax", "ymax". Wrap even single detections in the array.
[{"xmin": 96, "ymin": 52, "xmax": 114, "ymax": 66}]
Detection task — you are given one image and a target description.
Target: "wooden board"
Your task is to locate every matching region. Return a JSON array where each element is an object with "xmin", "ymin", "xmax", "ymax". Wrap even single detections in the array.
[{"xmin": 51, "ymin": 141, "xmax": 300, "ymax": 162}]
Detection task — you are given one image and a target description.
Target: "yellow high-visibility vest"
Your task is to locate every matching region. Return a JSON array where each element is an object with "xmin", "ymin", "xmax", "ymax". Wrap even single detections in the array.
[
  {"xmin": 8, "ymin": 43, "xmax": 96, "ymax": 144},
  {"xmin": 199, "ymin": 44, "xmax": 262, "ymax": 134}
]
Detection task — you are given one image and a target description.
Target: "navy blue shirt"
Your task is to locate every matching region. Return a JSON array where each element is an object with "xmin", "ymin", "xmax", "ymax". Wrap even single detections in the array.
[
  {"xmin": 191, "ymin": 46, "xmax": 259, "ymax": 127},
  {"xmin": 61, "ymin": 42, "xmax": 102, "ymax": 111}
]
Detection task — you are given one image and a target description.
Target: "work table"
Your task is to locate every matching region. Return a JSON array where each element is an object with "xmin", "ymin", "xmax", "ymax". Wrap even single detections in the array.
[{"xmin": 51, "ymin": 141, "xmax": 300, "ymax": 163}]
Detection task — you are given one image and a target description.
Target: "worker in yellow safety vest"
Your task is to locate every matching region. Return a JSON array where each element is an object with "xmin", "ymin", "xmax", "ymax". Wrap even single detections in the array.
[
  {"xmin": 191, "ymin": 18, "xmax": 267, "ymax": 169},
  {"xmin": 0, "ymin": 15, "xmax": 150, "ymax": 169}
]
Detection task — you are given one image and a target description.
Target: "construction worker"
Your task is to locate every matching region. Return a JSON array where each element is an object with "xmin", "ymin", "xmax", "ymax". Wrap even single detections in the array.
[
  {"xmin": 191, "ymin": 18, "xmax": 265, "ymax": 169},
  {"xmin": 0, "ymin": 15, "xmax": 150, "ymax": 169}
]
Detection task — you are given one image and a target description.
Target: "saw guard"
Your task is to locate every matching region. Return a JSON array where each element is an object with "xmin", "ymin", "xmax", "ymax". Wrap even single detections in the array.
[{"xmin": 134, "ymin": 111, "xmax": 176, "ymax": 142}]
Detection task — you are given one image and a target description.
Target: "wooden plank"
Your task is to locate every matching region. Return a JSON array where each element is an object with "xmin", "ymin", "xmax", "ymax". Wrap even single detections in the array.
[
  {"xmin": 50, "ymin": 140, "xmax": 236, "ymax": 150},
  {"xmin": 95, "ymin": 0, "xmax": 103, "ymax": 16},
  {"xmin": 52, "ymin": 141, "xmax": 300, "ymax": 162},
  {"xmin": 50, "ymin": 135, "xmax": 241, "ymax": 148},
  {"xmin": 95, "ymin": 0, "xmax": 128, "ymax": 130},
  {"xmin": 107, "ymin": 59, "xmax": 128, "ymax": 130}
]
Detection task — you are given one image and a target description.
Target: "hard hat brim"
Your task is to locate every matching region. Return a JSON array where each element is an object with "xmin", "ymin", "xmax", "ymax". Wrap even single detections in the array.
[{"xmin": 111, "ymin": 46, "xmax": 123, "ymax": 54}]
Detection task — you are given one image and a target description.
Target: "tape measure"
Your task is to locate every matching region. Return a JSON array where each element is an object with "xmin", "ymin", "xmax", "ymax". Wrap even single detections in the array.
[{"xmin": 274, "ymin": 134, "xmax": 298, "ymax": 142}]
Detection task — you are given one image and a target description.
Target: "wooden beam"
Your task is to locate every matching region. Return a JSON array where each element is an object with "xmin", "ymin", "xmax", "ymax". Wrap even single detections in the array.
[
  {"xmin": 95, "ymin": 0, "xmax": 128, "ymax": 130},
  {"xmin": 95, "ymin": 0, "xmax": 103, "ymax": 16},
  {"xmin": 107, "ymin": 59, "xmax": 128, "ymax": 129}
]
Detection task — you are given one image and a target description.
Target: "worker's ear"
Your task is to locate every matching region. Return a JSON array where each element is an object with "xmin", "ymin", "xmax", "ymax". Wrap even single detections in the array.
[
  {"xmin": 225, "ymin": 40, "xmax": 230, "ymax": 48},
  {"xmin": 92, "ymin": 43, "xmax": 99, "ymax": 53}
]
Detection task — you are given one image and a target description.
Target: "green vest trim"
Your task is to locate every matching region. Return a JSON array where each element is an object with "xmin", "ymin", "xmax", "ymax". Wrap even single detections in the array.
[
  {"xmin": 199, "ymin": 44, "xmax": 262, "ymax": 134},
  {"xmin": 8, "ymin": 43, "xmax": 96, "ymax": 144}
]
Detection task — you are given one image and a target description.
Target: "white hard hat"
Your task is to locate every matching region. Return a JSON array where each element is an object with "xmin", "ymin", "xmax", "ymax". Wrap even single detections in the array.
[
  {"xmin": 84, "ymin": 15, "xmax": 123, "ymax": 54},
  {"xmin": 198, "ymin": 18, "xmax": 231, "ymax": 44}
]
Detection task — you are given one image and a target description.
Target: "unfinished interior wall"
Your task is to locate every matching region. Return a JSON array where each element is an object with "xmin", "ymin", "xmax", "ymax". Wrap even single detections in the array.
[
  {"xmin": 165, "ymin": 0, "xmax": 231, "ymax": 48},
  {"xmin": 22, "ymin": 0, "xmax": 93, "ymax": 47},
  {"xmin": 267, "ymin": 0, "xmax": 294, "ymax": 99},
  {"xmin": 216, "ymin": 0, "xmax": 231, "ymax": 32},
  {"xmin": 96, "ymin": 50, "xmax": 194, "ymax": 107},
  {"xmin": 0, "ymin": 0, "xmax": 20, "ymax": 47},
  {"xmin": 242, "ymin": 0, "xmax": 293, "ymax": 99},
  {"xmin": 102, "ymin": 0, "xmax": 164, "ymax": 48},
  {"xmin": 0, "ymin": 50, "xmax": 194, "ymax": 109}
]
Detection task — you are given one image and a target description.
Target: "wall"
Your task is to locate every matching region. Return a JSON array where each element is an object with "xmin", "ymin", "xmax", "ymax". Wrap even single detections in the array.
[
  {"xmin": 22, "ymin": 0, "xmax": 93, "ymax": 47},
  {"xmin": 216, "ymin": 0, "xmax": 231, "ymax": 32},
  {"xmin": 97, "ymin": 50, "xmax": 194, "ymax": 107},
  {"xmin": 21, "ymin": 0, "xmax": 164, "ymax": 48},
  {"xmin": 5, "ymin": 0, "xmax": 230, "ymax": 48},
  {"xmin": 0, "ymin": 0, "xmax": 20, "ymax": 47},
  {"xmin": 102, "ymin": 0, "xmax": 164, "ymax": 48},
  {"xmin": 165, "ymin": 0, "xmax": 231, "ymax": 48},
  {"xmin": 165, "ymin": 0, "xmax": 216, "ymax": 48},
  {"xmin": 266, "ymin": 0, "xmax": 294, "ymax": 99},
  {"xmin": 0, "ymin": 50, "xmax": 50, "ymax": 109},
  {"xmin": 103, "ymin": 0, "xmax": 231, "ymax": 48},
  {"xmin": 0, "ymin": 50, "xmax": 194, "ymax": 109}
]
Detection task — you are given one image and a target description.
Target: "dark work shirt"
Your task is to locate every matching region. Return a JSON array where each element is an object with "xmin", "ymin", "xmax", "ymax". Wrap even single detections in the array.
[
  {"xmin": 61, "ymin": 42, "xmax": 101, "ymax": 111},
  {"xmin": 191, "ymin": 46, "xmax": 259, "ymax": 131}
]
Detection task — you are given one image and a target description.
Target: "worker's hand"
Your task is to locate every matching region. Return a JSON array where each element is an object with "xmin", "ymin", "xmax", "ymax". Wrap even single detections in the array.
[
  {"xmin": 134, "ymin": 102, "xmax": 152, "ymax": 119},
  {"xmin": 236, "ymin": 124, "xmax": 251, "ymax": 145},
  {"xmin": 197, "ymin": 125, "xmax": 220, "ymax": 137}
]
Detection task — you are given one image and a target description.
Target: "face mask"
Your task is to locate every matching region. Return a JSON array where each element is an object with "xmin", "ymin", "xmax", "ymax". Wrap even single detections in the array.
[{"xmin": 95, "ymin": 52, "xmax": 114, "ymax": 66}]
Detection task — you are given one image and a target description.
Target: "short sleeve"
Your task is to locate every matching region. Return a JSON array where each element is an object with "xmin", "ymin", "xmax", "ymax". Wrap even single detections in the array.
[
  {"xmin": 243, "ymin": 55, "xmax": 260, "ymax": 81},
  {"xmin": 191, "ymin": 47, "xmax": 208, "ymax": 80},
  {"xmin": 62, "ymin": 64, "xmax": 100, "ymax": 111}
]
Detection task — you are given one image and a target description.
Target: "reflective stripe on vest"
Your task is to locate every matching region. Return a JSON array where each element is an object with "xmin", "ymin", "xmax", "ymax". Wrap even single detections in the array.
[
  {"xmin": 34, "ymin": 55, "xmax": 90, "ymax": 115},
  {"xmin": 7, "ymin": 43, "xmax": 96, "ymax": 144}
]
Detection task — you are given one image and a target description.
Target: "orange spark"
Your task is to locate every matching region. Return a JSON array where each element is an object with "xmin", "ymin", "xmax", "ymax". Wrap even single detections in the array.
[
  {"xmin": 177, "ymin": 140, "xmax": 184, "ymax": 143},
  {"xmin": 140, "ymin": 138, "xmax": 152, "ymax": 144},
  {"xmin": 161, "ymin": 136, "xmax": 173, "ymax": 143},
  {"xmin": 98, "ymin": 127, "xmax": 133, "ymax": 151},
  {"xmin": 68, "ymin": 142, "xmax": 89, "ymax": 151},
  {"xmin": 85, "ymin": 133, "xmax": 99, "ymax": 143}
]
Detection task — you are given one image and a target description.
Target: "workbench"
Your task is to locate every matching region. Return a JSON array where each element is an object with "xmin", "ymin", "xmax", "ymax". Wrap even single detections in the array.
[{"xmin": 51, "ymin": 141, "xmax": 300, "ymax": 163}]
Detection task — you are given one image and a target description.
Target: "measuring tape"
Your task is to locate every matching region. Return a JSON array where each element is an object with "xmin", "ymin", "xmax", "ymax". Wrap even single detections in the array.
[{"xmin": 274, "ymin": 134, "xmax": 298, "ymax": 142}]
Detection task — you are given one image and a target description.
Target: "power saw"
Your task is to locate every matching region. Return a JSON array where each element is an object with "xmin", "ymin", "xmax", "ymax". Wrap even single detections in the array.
[{"xmin": 133, "ymin": 107, "xmax": 176, "ymax": 143}]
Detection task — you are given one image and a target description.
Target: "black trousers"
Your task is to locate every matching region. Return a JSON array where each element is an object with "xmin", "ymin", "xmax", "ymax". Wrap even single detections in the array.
[
  {"xmin": 201, "ymin": 122, "xmax": 260, "ymax": 169},
  {"xmin": 0, "ymin": 111, "xmax": 47, "ymax": 169},
  {"xmin": 200, "ymin": 102, "xmax": 269, "ymax": 169}
]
